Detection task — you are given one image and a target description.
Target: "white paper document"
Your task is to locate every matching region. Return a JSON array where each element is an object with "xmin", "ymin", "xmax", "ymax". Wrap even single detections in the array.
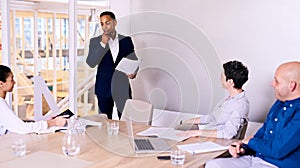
[
  {"xmin": 0, "ymin": 151, "xmax": 92, "ymax": 168},
  {"xmin": 36, "ymin": 118, "xmax": 102, "ymax": 134},
  {"xmin": 79, "ymin": 118, "xmax": 103, "ymax": 127},
  {"xmin": 36, "ymin": 126, "xmax": 67, "ymax": 134},
  {"xmin": 177, "ymin": 141, "xmax": 228, "ymax": 154},
  {"xmin": 137, "ymin": 127, "xmax": 191, "ymax": 142},
  {"xmin": 116, "ymin": 58, "xmax": 141, "ymax": 74}
]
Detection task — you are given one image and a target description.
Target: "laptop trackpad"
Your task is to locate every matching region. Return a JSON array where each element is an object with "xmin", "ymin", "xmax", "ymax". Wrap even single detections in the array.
[{"xmin": 149, "ymin": 138, "xmax": 171, "ymax": 151}]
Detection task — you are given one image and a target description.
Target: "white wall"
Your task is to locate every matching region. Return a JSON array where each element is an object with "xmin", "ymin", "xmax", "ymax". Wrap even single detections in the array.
[
  {"xmin": 111, "ymin": 0, "xmax": 300, "ymax": 122},
  {"xmin": 110, "ymin": 0, "xmax": 131, "ymax": 35}
]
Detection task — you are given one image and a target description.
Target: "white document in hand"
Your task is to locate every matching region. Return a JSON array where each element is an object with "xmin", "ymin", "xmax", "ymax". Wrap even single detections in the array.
[
  {"xmin": 116, "ymin": 58, "xmax": 141, "ymax": 74},
  {"xmin": 177, "ymin": 141, "xmax": 228, "ymax": 154},
  {"xmin": 137, "ymin": 127, "xmax": 190, "ymax": 142}
]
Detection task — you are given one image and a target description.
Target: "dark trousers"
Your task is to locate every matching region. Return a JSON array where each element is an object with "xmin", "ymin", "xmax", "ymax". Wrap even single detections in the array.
[
  {"xmin": 97, "ymin": 96, "xmax": 114, "ymax": 119},
  {"xmin": 97, "ymin": 96, "xmax": 122, "ymax": 119}
]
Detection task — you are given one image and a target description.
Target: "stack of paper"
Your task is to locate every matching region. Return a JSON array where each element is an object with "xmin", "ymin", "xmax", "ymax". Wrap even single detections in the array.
[
  {"xmin": 36, "ymin": 126, "xmax": 67, "ymax": 134},
  {"xmin": 137, "ymin": 127, "xmax": 191, "ymax": 141},
  {"xmin": 36, "ymin": 118, "xmax": 102, "ymax": 134},
  {"xmin": 177, "ymin": 141, "xmax": 228, "ymax": 154},
  {"xmin": 78, "ymin": 118, "xmax": 102, "ymax": 127},
  {"xmin": 116, "ymin": 58, "xmax": 141, "ymax": 74}
]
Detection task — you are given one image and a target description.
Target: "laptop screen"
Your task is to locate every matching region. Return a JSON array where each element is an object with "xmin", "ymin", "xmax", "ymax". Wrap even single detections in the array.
[{"xmin": 125, "ymin": 117, "xmax": 136, "ymax": 151}]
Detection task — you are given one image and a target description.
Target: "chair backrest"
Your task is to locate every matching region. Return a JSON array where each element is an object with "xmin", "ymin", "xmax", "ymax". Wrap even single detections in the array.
[
  {"xmin": 233, "ymin": 118, "xmax": 248, "ymax": 140},
  {"xmin": 121, "ymin": 99, "xmax": 154, "ymax": 125},
  {"xmin": 245, "ymin": 121, "xmax": 263, "ymax": 137}
]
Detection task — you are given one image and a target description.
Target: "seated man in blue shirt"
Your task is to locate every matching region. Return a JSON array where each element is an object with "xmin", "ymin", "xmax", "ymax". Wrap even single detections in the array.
[{"xmin": 205, "ymin": 61, "xmax": 300, "ymax": 168}]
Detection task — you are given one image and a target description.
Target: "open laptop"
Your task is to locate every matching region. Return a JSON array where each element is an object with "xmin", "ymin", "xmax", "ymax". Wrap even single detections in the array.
[{"xmin": 126, "ymin": 118, "xmax": 171, "ymax": 153}]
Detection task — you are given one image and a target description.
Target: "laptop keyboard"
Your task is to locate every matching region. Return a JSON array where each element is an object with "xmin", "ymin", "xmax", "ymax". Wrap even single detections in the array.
[{"xmin": 134, "ymin": 139, "xmax": 155, "ymax": 150}]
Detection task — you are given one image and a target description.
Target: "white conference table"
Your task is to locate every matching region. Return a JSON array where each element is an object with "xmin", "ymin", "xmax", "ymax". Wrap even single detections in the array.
[{"xmin": 0, "ymin": 114, "xmax": 233, "ymax": 168}]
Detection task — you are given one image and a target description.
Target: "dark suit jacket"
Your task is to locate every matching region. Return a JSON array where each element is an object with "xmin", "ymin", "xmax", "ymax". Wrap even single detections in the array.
[{"xmin": 86, "ymin": 34, "xmax": 137, "ymax": 110}]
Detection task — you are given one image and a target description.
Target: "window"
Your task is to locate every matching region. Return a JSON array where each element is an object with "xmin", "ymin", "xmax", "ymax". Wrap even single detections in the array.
[{"xmin": 1, "ymin": 0, "xmax": 108, "ymax": 119}]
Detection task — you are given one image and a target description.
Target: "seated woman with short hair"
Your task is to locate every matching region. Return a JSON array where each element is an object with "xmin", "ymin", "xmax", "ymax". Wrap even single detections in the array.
[{"xmin": 177, "ymin": 60, "xmax": 250, "ymax": 139}]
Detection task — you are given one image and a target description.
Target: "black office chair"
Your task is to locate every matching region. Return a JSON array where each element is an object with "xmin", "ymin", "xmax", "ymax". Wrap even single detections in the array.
[
  {"xmin": 233, "ymin": 118, "xmax": 248, "ymax": 140},
  {"xmin": 216, "ymin": 118, "xmax": 248, "ymax": 159}
]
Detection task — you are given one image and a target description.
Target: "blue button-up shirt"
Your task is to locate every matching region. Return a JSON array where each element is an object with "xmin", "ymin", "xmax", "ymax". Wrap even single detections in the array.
[{"xmin": 248, "ymin": 97, "xmax": 300, "ymax": 168}]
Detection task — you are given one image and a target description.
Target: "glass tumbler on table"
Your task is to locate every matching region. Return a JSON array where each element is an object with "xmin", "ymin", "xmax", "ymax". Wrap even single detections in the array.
[
  {"xmin": 61, "ymin": 131, "xmax": 80, "ymax": 156},
  {"xmin": 12, "ymin": 139, "xmax": 26, "ymax": 157},
  {"xmin": 107, "ymin": 121, "xmax": 119, "ymax": 135},
  {"xmin": 171, "ymin": 148, "xmax": 185, "ymax": 165}
]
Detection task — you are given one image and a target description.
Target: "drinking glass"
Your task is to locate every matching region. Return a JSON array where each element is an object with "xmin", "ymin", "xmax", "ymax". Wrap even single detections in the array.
[
  {"xmin": 171, "ymin": 148, "xmax": 185, "ymax": 165},
  {"xmin": 12, "ymin": 139, "xmax": 26, "ymax": 157},
  {"xmin": 107, "ymin": 121, "xmax": 119, "ymax": 135}
]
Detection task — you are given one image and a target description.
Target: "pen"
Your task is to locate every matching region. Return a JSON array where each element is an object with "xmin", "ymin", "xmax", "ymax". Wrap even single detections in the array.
[
  {"xmin": 148, "ymin": 135, "xmax": 158, "ymax": 138},
  {"xmin": 231, "ymin": 144, "xmax": 248, "ymax": 149},
  {"xmin": 182, "ymin": 138, "xmax": 188, "ymax": 142},
  {"xmin": 55, "ymin": 128, "xmax": 67, "ymax": 132}
]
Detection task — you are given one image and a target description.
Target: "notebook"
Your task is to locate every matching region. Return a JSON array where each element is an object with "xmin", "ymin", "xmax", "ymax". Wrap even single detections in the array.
[
  {"xmin": 177, "ymin": 141, "xmax": 228, "ymax": 154},
  {"xmin": 126, "ymin": 118, "xmax": 171, "ymax": 153},
  {"xmin": 137, "ymin": 127, "xmax": 191, "ymax": 142}
]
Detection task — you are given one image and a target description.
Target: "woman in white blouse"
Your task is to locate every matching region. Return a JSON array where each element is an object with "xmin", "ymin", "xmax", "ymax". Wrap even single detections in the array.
[{"xmin": 0, "ymin": 65, "xmax": 67, "ymax": 135}]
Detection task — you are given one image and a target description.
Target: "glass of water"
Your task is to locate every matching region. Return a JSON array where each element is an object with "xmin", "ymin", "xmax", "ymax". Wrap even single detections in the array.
[
  {"xmin": 171, "ymin": 148, "xmax": 185, "ymax": 165},
  {"xmin": 61, "ymin": 131, "xmax": 80, "ymax": 156},
  {"xmin": 107, "ymin": 121, "xmax": 119, "ymax": 135},
  {"xmin": 12, "ymin": 139, "xmax": 26, "ymax": 157}
]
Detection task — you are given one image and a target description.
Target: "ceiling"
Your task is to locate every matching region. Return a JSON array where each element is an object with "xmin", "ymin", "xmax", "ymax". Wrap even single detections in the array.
[{"xmin": 5, "ymin": 0, "xmax": 108, "ymax": 13}]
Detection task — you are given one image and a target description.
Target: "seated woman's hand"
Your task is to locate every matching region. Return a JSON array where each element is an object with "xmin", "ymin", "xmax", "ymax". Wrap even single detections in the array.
[{"xmin": 47, "ymin": 117, "xmax": 67, "ymax": 127}]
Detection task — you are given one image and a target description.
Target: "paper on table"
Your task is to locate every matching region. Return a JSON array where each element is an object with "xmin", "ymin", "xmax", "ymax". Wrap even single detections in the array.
[
  {"xmin": 116, "ymin": 58, "xmax": 141, "ymax": 74},
  {"xmin": 137, "ymin": 127, "xmax": 168, "ymax": 136},
  {"xmin": 36, "ymin": 126, "xmax": 67, "ymax": 134},
  {"xmin": 36, "ymin": 118, "xmax": 102, "ymax": 134},
  {"xmin": 79, "ymin": 118, "xmax": 102, "ymax": 127},
  {"xmin": 137, "ymin": 127, "xmax": 191, "ymax": 141},
  {"xmin": 0, "ymin": 151, "xmax": 92, "ymax": 168},
  {"xmin": 177, "ymin": 141, "xmax": 228, "ymax": 154}
]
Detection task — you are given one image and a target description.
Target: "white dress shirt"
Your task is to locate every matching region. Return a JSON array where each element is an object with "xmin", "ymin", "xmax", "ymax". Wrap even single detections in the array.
[
  {"xmin": 100, "ymin": 33, "xmax": 119, "ymax": 62},
  {"xmin": 0, "ymin": 97, "xmax": 48, "ymax": 135}
]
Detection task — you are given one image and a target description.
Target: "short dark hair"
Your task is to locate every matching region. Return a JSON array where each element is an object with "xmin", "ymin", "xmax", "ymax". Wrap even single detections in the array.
[
  {"xmin": 223, "ymin": 60, "xmax": 249, "ymax": 89},
  {"xmin": 0, "ymin": 65, "xmax": 12, "ymax": 83},
  {"xmin": 100, "ymin": 11, "xmax": 116, "ymax": 20}
]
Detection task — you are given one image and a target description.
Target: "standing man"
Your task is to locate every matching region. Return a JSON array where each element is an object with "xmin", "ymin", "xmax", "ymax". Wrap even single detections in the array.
[
  {"xmin": 86, "ymin": 11, "xmax": 138, "ymax": 119},
  {"xmin": 205, "ymin": 61, "xmax": 300, "ymax": 168}
]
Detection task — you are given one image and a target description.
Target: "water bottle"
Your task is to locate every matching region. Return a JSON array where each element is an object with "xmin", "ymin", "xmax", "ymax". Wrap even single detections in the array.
[
  {"xmin": 68, "ymin": 116, "xmax": 86, "ymax": 134},
  {"xmin": 61, "ymin": 118, "xmax": 80, "ymax": 156}
]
